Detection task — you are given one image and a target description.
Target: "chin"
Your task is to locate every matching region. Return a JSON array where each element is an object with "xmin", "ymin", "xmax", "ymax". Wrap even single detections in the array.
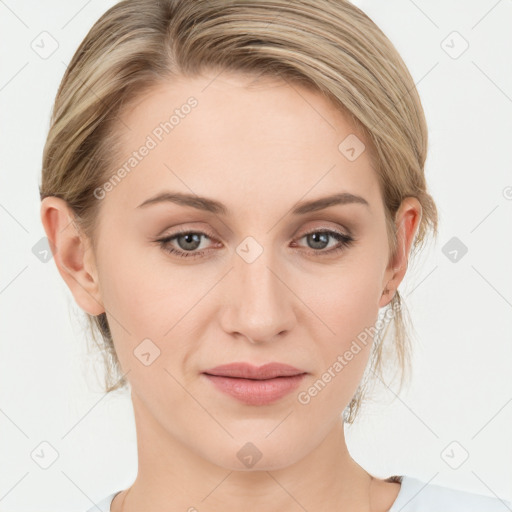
[{"xmin": 199, "ymin": 436, "xmax": 308, "ymax": 472}]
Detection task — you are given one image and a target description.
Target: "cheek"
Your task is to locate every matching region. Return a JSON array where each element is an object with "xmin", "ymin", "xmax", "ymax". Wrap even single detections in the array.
[
  {"xmin": 95, "ymin": 234, "xmax": 212, "ymax": 373},
  {"xmin": 96, "ymin": 228, "xmax": 184, "ymax": 328},
  {"xmin": 94, "ymin": 231, "xmax": 165, "ymax": 354},
  {"xmin": 295, "ymin": 261, "xmax": 383, "ymax": 395},
  {"xmin": 301, "ymin": 259, "xmax": 382, "ymax": 341}
]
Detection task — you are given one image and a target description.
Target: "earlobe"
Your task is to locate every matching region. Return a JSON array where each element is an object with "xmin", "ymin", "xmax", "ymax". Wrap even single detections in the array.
[{"xmin": 40, "ymin": 197, "xmax": 105, "ymax": 316}]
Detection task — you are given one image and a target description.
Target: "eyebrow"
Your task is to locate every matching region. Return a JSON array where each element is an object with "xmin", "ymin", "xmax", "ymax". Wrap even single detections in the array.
[{"xmin": 136, "ymin": 191, "xmax": 369, "ymax": 215}]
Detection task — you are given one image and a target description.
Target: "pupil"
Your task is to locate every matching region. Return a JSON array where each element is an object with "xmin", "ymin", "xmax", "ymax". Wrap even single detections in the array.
[
  {"xmin": 309, "ymin": 232, "xmax": 328, "ymax": 249},
  {"xmin": 179, "ymin": 233, "xmax": 201, "ymax": 250}
]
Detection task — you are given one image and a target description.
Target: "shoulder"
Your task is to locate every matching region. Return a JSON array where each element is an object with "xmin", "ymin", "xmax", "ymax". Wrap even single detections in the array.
[
  {"xmin": 389, "ymin": 476, "xmax": 512, "ymax": 512},
  {"xmin": 85, "ymin": 491, "xmax": 121, "ymax": 512}
]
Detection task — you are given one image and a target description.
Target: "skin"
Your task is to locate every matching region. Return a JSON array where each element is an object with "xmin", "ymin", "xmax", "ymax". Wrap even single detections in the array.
[{"xmin": 41, "ymin": 70, "xmax": 421, "ymax": 512}]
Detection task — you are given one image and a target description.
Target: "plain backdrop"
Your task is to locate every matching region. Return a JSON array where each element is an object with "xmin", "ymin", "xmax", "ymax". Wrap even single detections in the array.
[{"xmin": 1, "ymin": 0, "xmax": 511, "ymax": 510}]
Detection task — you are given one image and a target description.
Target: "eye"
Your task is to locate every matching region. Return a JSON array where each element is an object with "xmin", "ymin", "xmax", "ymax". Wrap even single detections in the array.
[
  {"xmin": 155, "ymin": 227, "xmax": 355, "ymax": 259},
  {"xmin": 156, "ymin": 229, "xmax": 218, "ymax": 259},
  {"xmin": 292, "ymin": 228, "xmax": 355, "ymax": 256}
]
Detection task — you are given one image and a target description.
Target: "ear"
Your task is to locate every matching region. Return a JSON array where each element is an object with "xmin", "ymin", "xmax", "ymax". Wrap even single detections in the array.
[
  {"xmin": 40, "ymin": 196, "xmax": 105, "ymax": 315},
  {"xmin": 379, "ymin": 196, "xmax": 422, "ymax": 308}
]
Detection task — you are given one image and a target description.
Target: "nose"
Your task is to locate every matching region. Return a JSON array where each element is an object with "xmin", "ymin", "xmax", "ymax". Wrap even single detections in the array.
[{"xmin": 219, "ymin": 250, "xmax": 297, "ymax": 344}]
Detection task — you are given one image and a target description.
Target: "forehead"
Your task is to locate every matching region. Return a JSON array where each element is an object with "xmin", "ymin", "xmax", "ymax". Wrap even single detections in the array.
[{"xmin": 106, "ymin": 71, "xmax": 381, "ymax": 217}]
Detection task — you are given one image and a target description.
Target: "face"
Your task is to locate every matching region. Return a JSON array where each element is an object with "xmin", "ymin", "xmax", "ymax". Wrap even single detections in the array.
[{"xmin": 52, "ymin": 71, "xmax": 417, "ymax": 471}]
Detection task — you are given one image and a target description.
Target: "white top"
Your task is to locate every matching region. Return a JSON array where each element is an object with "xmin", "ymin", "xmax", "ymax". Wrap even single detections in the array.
[{"xmin": 86, "ymin": 475, "xmax": 512, "ymax": 512}]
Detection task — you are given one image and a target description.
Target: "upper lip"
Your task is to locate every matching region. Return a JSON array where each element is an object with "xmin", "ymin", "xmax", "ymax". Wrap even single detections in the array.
[{"xmin": 203, "ymin": 362, "xmax": 307, "ymax": 380}]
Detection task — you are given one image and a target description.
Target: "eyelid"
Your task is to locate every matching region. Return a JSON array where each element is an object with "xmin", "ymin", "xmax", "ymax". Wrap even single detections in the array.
[
  {"xmin": 155, "ymin": 222, "xmax": 356, "ymax": 261},
  {"xmin": 299, "ymin": 224, "xmax": 351, "ymax": 237},
  {"xmin": 157, "ymin": 222, "xmax": 352, "ymax": 245}
]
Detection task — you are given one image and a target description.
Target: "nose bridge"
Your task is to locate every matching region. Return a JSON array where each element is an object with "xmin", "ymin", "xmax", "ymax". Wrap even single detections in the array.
[{"xmin": 223, "ymin": 243, "xmax": 295, "ymax": 342}]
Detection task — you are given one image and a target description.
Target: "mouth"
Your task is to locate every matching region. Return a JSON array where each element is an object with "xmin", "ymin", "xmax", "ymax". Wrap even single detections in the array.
[{"xmin": 201, "ymin": 362, "xmax": 307, "ymax": 405}]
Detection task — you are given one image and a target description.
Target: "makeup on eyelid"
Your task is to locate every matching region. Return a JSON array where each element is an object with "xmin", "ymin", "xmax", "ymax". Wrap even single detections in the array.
[{"xmin": 154, "ymin": 226, "xmax": 356, "ymax": 259}]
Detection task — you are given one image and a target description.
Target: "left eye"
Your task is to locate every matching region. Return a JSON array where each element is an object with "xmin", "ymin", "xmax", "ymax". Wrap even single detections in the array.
[
  {"xmin": 294, "ymin": 230, "xmax": 354, "ymax": 254},
  {"xmin": 156, "ymin": 228, "xmax": 355, "ymax": 259}
]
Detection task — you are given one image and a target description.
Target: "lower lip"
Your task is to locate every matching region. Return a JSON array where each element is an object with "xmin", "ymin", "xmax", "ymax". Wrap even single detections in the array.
[{"xmin": 202, "ymin": 373, "xmax": 307, "ymax": 405}]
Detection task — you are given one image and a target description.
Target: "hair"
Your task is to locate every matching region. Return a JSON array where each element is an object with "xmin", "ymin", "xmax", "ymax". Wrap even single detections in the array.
[{"xmin": 40, "ymin": 0, "xmax": 438, "ymax": 424}]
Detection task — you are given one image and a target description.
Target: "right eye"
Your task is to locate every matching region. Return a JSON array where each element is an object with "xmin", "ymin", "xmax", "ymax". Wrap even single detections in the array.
[{"xmin": 156, "ymin": 229, "xmax": 219, "ymax": 259}]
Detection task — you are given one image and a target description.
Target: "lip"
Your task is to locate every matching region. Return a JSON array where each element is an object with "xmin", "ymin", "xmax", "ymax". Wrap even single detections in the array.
[
  {"xmin": 202, "ymin": 362, "xmax": 308, "ymax": 405},
  {"xmin": 203, "ymin": 362, "xmax": 306, "ymax": 379}
]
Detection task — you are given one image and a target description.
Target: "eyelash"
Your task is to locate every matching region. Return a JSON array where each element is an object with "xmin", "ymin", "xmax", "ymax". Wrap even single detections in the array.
[{"xmin": 155, "ymin": 227, "xmax": 355, "ymax": 259}]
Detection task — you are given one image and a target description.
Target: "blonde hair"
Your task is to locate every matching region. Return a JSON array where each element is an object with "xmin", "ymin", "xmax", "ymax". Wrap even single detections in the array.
[{"xmin": 40, "ymin": 0, "xmax": 438, "ymax": 423}]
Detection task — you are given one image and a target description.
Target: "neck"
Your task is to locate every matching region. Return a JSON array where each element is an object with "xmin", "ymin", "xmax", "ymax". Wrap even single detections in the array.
[{"xmin": 115, "ymin": 392, "xmax": 377, "ymax": 512}]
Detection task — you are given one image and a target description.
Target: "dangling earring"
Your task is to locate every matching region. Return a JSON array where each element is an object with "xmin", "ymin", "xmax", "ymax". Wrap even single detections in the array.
[{"xmin": 342, "ymin": 405, "xmax": 350, "ymax": 423}]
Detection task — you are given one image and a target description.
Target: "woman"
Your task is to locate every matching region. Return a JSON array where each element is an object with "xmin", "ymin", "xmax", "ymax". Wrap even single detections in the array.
[{"xmin": 39, "ymin": 0, "xmax": 510, "ymax": 510}]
